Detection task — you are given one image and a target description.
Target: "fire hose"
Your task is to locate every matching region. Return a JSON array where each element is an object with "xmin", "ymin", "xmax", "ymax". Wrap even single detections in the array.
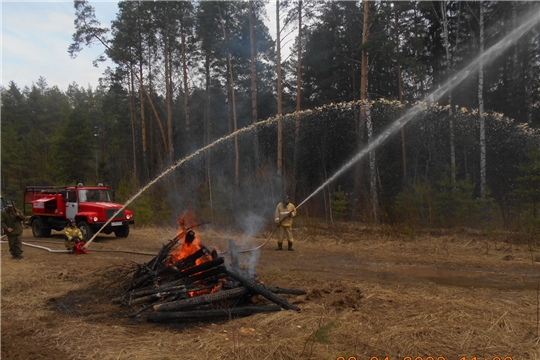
[
  {"xmin": 0, "ymin": 238, "xmax": 156, "ymax": 256},
  {"xmin": 0, "ymin": 239, "xmax": 70, "ymax": 253}
]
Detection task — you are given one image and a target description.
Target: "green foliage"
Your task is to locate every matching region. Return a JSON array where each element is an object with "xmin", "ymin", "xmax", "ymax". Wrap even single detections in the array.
[
  {"xmin": 115, "ymin": 175, "xmax": 137, "ymax": 204},
  {"xmin": 129, "ymin": 192, "xmax": 155, "ymax": 226},
  {"xmin": 331, "ymin": 185, "xmax": 348, "ymax": 221},
  {"xmin": 521, "ymin": 210, "xmax": 540, "ymax": 239},
  {"xmin": 394, "ymin": 175, "xmax": 499, "ymax": 229},
  {"xmin": 434, "ymin": 175, "xmax": 477, "ymax": 227},
  {"xmin": 404, "ymin": 226, "xmax": 417, "ymax": 242},
  {"xmin": 50, "ymin": 108, "xmax": 95, "ymax": 184},
  {"xmin": 513, "ymin": 142, "xmax": 540, "ymax": 240},
  {"xmin": 393, "ymin": 181, "xmax": 435, "ymax": 228},
  {"xmin": 115, "ymin": 175, "xmax": 172, "ymax": 226},
  {"xmin": 515, "ymin": 142, "xmax": 540, "ymax": 217},
  {"xmin": 0, "ymin": 120, "xmax": 25, "ymax": 201}
]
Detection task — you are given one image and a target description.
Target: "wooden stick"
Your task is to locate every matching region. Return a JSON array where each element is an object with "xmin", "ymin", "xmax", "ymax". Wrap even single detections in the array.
[
  {"xmin": 129, "ymin": 248, "xmax": 212, "ymax": 290},
  {"xmin": 159, "ymin": 258, "xmax": 225, "ymax": 285},
  {"xmin": 129, "ymin": 289, "xmax": 189, "ymax": 306}
]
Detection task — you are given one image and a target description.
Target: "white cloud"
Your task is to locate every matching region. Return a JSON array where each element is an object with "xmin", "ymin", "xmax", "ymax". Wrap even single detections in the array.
[{"xmin": 1, "ymin": 1, "xmax": 117, "ymax": 91}]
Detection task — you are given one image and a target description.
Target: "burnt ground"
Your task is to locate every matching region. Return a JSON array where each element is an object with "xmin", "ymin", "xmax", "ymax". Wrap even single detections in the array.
[{"xmin": 1, "ymin": 223, "xmax": 539, "ymax": 360}]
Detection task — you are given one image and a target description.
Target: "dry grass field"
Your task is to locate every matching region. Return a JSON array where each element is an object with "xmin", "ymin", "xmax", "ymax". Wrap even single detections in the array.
[{"xmin": 1, "ymin": 222, "xmax": 539, "ymax": 360}]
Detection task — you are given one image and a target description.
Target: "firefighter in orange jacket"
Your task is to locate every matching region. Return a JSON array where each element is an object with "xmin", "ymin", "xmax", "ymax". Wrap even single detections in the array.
[
  {"xmin": 274, "ymin": 195, "xmax": 297, "ymax": 251},
  {"xmin": 64, "ymin": 219, "xmax": 83, "ymax": 252}
]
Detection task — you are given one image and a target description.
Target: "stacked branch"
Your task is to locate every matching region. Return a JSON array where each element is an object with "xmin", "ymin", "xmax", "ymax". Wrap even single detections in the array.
[{"xmin": 116, "ymin": 238, "xmax": 305, "ymax": 322}]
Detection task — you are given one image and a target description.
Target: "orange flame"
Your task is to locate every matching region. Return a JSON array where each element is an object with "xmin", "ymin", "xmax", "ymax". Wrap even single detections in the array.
[
  {"xmin": 169, "ymin": 212, "xmax": 205, "ymax": 265},
  {"xmin": 168, "ymin": 212, "xmax": 222, "ymax": 297}
]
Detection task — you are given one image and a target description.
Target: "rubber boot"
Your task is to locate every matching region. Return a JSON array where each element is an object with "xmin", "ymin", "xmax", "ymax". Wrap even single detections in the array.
[
  {"xmin": 288, "ymin": 242, "xmax": 294, "ymax": 251},
  {"xmin": 276, "ymin": 243, "xmax": 283, "ymax": 251}
]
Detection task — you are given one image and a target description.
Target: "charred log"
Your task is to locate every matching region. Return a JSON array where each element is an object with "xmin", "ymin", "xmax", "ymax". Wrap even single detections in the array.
[
  {"xmin": 154, "ymin": 287, "xmax": 248, "ymax": 312},
  {"xmin": 226, "ymin": 271, "xmax": 300, "ymax": 312},
  {"xmin": 265, "ymin": 286, "xmax": 307, "ymax": 295}
]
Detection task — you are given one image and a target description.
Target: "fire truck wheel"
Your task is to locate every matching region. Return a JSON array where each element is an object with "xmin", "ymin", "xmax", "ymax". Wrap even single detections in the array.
[
  {"xmin": 31, "ymin": 218, "xmax": 51, "ymax": 238},
  {"xmin": 114, "ymin": 225, "xmax": 130, "ymax": 238},
  {"xmin": 77, "ymin": 221, "xmax": 93, "ymax": 242}
]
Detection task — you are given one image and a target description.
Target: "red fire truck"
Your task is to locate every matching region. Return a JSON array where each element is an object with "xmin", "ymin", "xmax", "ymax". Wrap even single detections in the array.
[{"xmin": 24, "ymin": 184, "xmax": 134, "ymax": 241}]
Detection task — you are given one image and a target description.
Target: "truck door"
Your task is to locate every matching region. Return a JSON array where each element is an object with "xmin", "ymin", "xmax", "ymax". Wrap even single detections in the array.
[{"xmin": 66, "ymin": 190, "xmax": 78, "ymax": 219}]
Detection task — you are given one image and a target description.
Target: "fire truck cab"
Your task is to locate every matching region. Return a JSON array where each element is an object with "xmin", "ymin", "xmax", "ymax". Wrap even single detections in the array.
[{"xmin": 24, "ymin": 184, "xmax": 134, "ymax": 241}]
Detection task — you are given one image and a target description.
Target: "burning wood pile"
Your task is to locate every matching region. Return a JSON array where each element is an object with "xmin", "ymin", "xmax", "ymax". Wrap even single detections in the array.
[{"xmin": 114, "ymin": 219, "xmax": 305, "ymax": 322}]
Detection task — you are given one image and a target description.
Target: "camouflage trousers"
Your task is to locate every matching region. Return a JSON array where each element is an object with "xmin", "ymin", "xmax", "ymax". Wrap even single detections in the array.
[{"xmin": 7, "ymin": 233, "xmax": 23, "ymax": 257}]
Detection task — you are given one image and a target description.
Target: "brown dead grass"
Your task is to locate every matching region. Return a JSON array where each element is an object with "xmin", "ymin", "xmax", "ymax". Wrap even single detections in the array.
[{"xmin": 2, "ymin": 223, "xmax": 540, "ymax": 360}]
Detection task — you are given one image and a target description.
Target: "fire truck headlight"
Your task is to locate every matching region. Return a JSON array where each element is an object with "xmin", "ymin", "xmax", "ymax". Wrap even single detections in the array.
[
  {"xmin": 93, "ymin": 216, "xmax": 98, "ymax": 222},
  {"xmin": 127, "ymin": 214, "xmax": 131, "ymax": 220}
]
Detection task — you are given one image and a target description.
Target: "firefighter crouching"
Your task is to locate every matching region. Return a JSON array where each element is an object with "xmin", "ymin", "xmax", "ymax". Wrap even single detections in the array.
[
  {"xmin": 64, "ymin": 219, "xmax": 84, "ymax": 253},
  {"xmin": 274, "ymin": 195, "xmax": 297, "ymax": 251}
]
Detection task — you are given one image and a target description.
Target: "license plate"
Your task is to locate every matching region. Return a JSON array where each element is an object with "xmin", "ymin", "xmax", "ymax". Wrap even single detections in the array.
[{"xmin": 111, "ymin": 221, "xmax": 122, "ymax": 226}]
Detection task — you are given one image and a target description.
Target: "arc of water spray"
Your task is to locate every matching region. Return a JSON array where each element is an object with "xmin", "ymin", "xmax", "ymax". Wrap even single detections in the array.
[
  {"xmin": 84, "ymin": 9, "xmax": 539, "ymax": 250},
  {"xmin": 296, "ymin": 9, "xmax": 540, "ymax": 210},
  {"xmin": 242, "ymin": 9, "xmax": 539, "ymax": 253},
  {"xmin": 83, "ymin": 119, "xmax": 272, "ymax": 248}
]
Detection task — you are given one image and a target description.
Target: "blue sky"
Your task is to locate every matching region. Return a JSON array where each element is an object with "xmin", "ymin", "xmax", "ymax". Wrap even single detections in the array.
[
  {"xmin": 2, "ymin": 1, "xmax": 120, "ymax": 92},
  {"xmin": 1, "ymin": 1, "xmax": 280, "ymax": 93}
]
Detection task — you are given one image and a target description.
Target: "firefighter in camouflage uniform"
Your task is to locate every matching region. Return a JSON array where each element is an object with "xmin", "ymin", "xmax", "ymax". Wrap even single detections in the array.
[{"xmin": 1, "ymin": 203, "xmax": 26, "ymax": 259}]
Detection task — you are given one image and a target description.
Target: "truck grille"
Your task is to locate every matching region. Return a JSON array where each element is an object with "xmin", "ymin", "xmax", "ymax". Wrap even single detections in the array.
[{"xmin": 106, "ymin": 209, "xmax": 125, "ymax": 220}]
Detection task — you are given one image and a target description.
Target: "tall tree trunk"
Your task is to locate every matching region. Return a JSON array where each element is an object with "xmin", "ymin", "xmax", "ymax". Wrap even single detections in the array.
[
  {"xmin": 366, "ymin": 103, "xmax": 378, "ymax": 223},
  {"xmin": 525, "ymin": 24, "xmax": 534, "ymax": 125},
  {"xmin": 142, "ymin": 43, "xmax": 168, "ymax": 166},
  {"xmin": 249, "ymin": 1, "xmax": 260, "ymax": 169},
  {"xmin": 129, "ymin": 64, "xmax": 137, "ymax": 177},
  {"xmin": 139, "ymin": 60, "xmax": 149, "ymax": 182},
  {"xmin": 276, "ymin": 0, "xmax": 284, "ymax": 177},
  {"xmin": 181, "ymin": 21, "xmax": 191, "ymax": 137},
  {"xmin": 395, "ymin": 8, "xmax": 406, "ymax": 183},
  {"xmin": 512, "ymin": 2, "xmax": 518, "ymax": 72},
  {"xmin": 148, "ymin": 47, "xmax": 155, "ymax": 174},
  {"xmin": 352, "ymin": 3, "xmax": 363, "ymax": 218},
  {"xmin": 361, "ymin": 0, "xmax": 378, "ymax": 223},
  {"xmin": 292, "ymin": 0, "xmax": 303, "ymax": 199},
  {"xmin": 230, "ymin": 56, "xmax": 239, "ymax": 188},
  {"xmin": 71, "ymin": 0, "xmax": 168, "ymax": 167},
  {"xmin": 204, "ymin": 54, "xmax": 214, "ymax": 222},
  {"xmin": 440, "ymin": 0, "xmax": 456, "ymax": 185},
  {"xmin": 479, "ymin": 1, "xmax": 486, "ymax": 198},
  {"xmin": 165, "ymin": 39, "xmax": 173, "ymax": 161},
  {"xmin": 218, "ymin": 5, "xmax": 240, "ymax": 188}
]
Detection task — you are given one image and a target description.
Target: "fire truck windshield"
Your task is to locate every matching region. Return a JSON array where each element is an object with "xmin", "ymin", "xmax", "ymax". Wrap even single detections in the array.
[{"xmin": 79, "ymin": 189, "xmax": 111, "ymax": 202}]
